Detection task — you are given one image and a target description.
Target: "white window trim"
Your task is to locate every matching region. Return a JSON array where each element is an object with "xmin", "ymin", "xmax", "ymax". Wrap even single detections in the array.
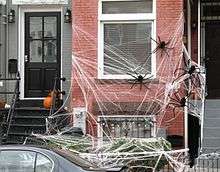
[
  {"xmin": 97, "ymin": 115, "xmax": 156, "ymax": 141},
  {"xmin": 98, "ymin": 0, "xmax": 156, "ymax": 79}
]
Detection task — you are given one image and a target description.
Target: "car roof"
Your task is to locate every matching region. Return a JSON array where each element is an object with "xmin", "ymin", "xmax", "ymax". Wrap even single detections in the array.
[{"xmin": 0, "ymin": 144, "xmax": 53, "ymax": 152}]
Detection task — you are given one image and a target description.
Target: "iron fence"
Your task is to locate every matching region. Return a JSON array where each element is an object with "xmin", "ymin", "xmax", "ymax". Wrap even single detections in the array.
[{"xmin": 194, "ymin": 157, "xmax": 220, "ymax": 172}]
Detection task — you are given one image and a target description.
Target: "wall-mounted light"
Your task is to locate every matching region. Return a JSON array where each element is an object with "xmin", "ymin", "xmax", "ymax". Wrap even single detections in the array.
[
  {"xmin": 64, "ymin": 8, "xmax": 71, "ymax": 23},
  {"xmin": 8, "ymin": 9, "xmax": 15, "ymax": 23}
]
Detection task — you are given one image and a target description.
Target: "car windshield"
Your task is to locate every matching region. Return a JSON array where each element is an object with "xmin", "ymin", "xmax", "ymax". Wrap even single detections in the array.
[{"xmin": 53, "ymin": 148, "xmax": 98, "ymax": 169}]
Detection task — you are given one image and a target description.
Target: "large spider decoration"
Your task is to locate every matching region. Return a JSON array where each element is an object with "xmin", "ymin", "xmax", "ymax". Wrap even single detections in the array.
[
  {"xmin": 166, "ymin": 91, "xmax": 196, "ymax": 120},
  {"xmin": 127, "ymin": 71, "xmax": 153, "ymax": 90},
  {"xmin": 150, "ymin": 36, "xmax": 174, "ymax": 57},
  {"xmin": 173, "ymin": 62, "xmax": 203, "ymax": 88}
]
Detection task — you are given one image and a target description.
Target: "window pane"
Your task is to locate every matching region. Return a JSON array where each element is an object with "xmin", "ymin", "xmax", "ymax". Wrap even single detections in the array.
[
  {"xmin": 102, "ymin": 0, "xmax": 152, "ymax": 14},
  {"xmin": 30, "ymin": 17, "xmax": 42, "ymax": 39},
  {"xmin": 36, "ymin": 153, "xmax": 53, "ymax": 172},
  {"xmin": 104, "ymin": 23, "xmax": 152, "ymax": 75},
  {"xmin": 44, "ymin": 17, "xmax": 57, "ymax": 38},
  {"xmin": 30, "ymin": 40, "xmax": 42, "ymax": 62},
  {"xmin": 44, "ymin": 40, "xmax": 57, "ymax": 62},
  {"xmin": 0, "ymin": 151, "xmax": 35, "ymax": 172}
]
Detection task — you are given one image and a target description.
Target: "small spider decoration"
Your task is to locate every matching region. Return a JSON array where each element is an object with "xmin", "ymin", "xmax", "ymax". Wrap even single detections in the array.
[
  {"xmin": 173, "ymin": 62, "xmax": 203, "ymax": 88},
  {"xmin": 150, "ymin": 36, "xmax": 174, "ymax": 57},
  {"xmin": 127, "ymin": 71, "xmax": 153, "ymax": 90}
]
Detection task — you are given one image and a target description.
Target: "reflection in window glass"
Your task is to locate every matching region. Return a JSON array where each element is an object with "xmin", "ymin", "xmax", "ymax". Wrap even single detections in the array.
[
  {"xmin": 104, "ymin": 23, "xmax": 152, "ymax": 75},
  {"xmin": 36, "ymin": 153, "xmax": 53, "ymax": 172},
  {"xmin": 30, "ymin": 40, "xmax": 42, "ymax": 62},
  {"xmin": 44, "ymin": 40, "xmax": 57, "ymax": 63},
  {"xmin": 44, "ymin": 17, "xmax": 57, "ymax": 38},
  {"xmin": 0, "ymin": 150, "xmax": 35, "ymax": 172},
  {"xmin": 30, "ymin": 17, "xmax": 42, "ymax": 39},
  {"xmin": 102, "ymin": 0, "xmax": 152, "ymax": 14}
]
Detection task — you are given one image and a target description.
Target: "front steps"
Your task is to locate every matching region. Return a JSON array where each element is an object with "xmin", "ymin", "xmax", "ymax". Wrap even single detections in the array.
[
  {"xmin": 202, "ymin": 99, "xmax": 220, "ymax": 153},
  {"xmin": 5, "ymin": 107, "xmax": 49, "ymax": 144},
  {"xmin": 0, "ymin": 99, "xmax": 69, "ymax": 144}
]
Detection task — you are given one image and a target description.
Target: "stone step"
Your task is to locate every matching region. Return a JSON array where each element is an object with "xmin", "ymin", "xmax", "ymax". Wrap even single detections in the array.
[
  {"xmin": 203, "ymin": 118, "xmax": 220, "ymax": 127},
  {"xmin": 11, "ymin": 117, "xmax": 46, "ymax": 125},
  {"xmin": 205, "ymin": 99, "xmax": 220, "ymax": 105},
  {"xmin": 204, "ymin": 109, "xmax": 220, "ymax": 118},
  {"xmin": 203, "ymin": 138, "xmax": 220, "ymax": 150},
  {"xmin": 16, "ymin": 100, "xmax": 44, "ymax": 108},
  {"xmin": 8, "ymin": 125, "xmax": 46, "ymax": 135},
  {"xmin": 203, "ymin": 127, "xmax": 220, "ymax": 138}
]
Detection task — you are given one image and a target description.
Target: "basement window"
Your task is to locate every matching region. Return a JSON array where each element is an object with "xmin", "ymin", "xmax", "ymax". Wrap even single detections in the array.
[{"xmin": 98, "ymin": 116, "xmax": 154, "ymax": 141}]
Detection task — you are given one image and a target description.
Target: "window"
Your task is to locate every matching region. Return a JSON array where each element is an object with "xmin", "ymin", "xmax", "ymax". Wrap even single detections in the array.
[
  {"xmin": 36, "ymin": 153, "xmax": 53, "ymax": 172},
  {"xmin": 98, "ymin": 0, "xmax": 156, "ymax": 79},
  {"xmin": 0, "ymin": 150, "xmax": 35, "ymax": 172},
  {"xmin": 98, "ymin": 116, "xmax": 154, "ymax": 141},
  {"xmin": 0, "ymin": 150, "xmax": 53, "ymax": 172}
]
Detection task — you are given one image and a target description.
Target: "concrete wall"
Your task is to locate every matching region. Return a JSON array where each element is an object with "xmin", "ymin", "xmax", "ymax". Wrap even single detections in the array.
[{"xmin": 0, "ymin": 0, "xmax": 72, "ymax": 105}]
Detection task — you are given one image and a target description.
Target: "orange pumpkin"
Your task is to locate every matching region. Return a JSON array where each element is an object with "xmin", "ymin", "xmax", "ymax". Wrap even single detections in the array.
[{"xmin": 43, "ymin": 91, "xmax": 56, "ymax": 109}]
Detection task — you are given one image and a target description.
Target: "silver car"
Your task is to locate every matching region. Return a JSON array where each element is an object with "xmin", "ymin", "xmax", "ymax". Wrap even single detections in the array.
[{"xmin": 0, "ymin": 145, "xmax": 122, "ymax": 172}]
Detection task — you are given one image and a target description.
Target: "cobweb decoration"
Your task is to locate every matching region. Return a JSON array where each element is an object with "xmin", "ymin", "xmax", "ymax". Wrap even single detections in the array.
[{"xmin": 29, "ymin": 11, "xmax": 206, "ymax": 171}]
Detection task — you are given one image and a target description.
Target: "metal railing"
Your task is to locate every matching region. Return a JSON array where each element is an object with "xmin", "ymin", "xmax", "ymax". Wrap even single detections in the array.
[
  {"xmin": 0, "ymin": 72, "xmax": 20, "ymax": 139},
  {"xmin": 195, "ymin": 156, "xmax": 220, "ymax": 172}
]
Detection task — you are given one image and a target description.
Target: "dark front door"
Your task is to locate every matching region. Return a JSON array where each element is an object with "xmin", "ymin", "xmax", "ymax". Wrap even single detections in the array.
[
  {"xmin": 206, "ymin": 22, "xmax": 220, "ymax": 99},
  {"xmin": 25, "ymin": 12, "xmax": 61, "ymax": 97}
]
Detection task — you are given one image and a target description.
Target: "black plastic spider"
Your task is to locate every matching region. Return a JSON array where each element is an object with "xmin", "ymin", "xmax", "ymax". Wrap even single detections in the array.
[
  {"xmin": 167, "ymin": 91, "xmax": 195, "ymax": 118},
  {"xmin": 173, "ymin": 62, "xmax": 203, "ymax": 88},
  {"xmin": 127, "ymin": 71, "xmax": 153, "ymax": 90},
  {"xmin": 150, "ymin": 36, "xmax": 174, "ymax": 57}
]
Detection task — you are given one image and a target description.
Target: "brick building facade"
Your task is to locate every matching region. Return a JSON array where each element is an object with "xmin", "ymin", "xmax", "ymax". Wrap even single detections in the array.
[{"xmin": 71, "ymin": 0, "xmax": 186, "ymax": 142}]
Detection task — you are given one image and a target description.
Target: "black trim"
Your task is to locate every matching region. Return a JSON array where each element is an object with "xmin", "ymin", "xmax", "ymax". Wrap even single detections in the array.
[{"xmin": 24, "ymin": 12, "xmax": 61, "ymax": 97}]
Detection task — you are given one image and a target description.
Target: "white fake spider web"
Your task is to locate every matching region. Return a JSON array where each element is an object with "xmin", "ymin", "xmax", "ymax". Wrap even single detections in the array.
[{"xmin": 31, "ymin": 12, "xmax": 206, "ymax": 172}]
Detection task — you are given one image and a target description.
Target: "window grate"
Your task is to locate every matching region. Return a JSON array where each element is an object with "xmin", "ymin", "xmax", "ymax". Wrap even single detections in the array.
[{"xmin": 99, "ymin": 116, "xmax": 153, "ymax": 140}]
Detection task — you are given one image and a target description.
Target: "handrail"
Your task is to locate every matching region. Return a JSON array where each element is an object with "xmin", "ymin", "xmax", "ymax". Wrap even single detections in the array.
[
  {"xmin": 4, "ymin": 72, "xmax": 20, "ymax": 137},
  {"xmin": 0, "ymin": 75, "xmax": 20, "ymax": 95}
]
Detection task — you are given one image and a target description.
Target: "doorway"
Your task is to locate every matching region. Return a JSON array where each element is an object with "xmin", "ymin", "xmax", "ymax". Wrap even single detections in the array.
[
  {"xmin": 205, "ymin": 22, "xmax": 220, "ymax": 98},
  {"xmin": 24, "ymin": 12, "xmax": 61, "ymax": 98}
]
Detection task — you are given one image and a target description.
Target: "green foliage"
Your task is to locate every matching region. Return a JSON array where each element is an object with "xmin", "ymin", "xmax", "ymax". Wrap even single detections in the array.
[{"xmin": 41, "ymin": 135, "xmax": 172, "ymax": 171}]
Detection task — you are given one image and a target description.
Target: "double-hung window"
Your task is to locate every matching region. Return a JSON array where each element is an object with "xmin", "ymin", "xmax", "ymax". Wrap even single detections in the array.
[{"xmin": 98, "ymin": 0, "xmax": 156, "ymax": 79}]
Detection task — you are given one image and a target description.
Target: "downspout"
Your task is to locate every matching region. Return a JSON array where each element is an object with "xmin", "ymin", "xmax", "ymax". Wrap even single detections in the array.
[
  {"xmin": 4, "ymin": 0, "xmax": 8, "ymax": 101},
  {"xmin": 198, "ymin": 0, "xmax": 201, "ymax": 66},
  {"xmin": 187, "ymin": 0, "xmax": 192, "ymax": 56},
  {"xmin": 0, "ymin": 4, "xmax": 2, "ymax": 77},
  {"xmin": 197, "ymin": 0, "xmax": 205, "ymax": 154},
  {"xmin": 184, "ymin": 0, "xmax": 192, "ymax": 151}
]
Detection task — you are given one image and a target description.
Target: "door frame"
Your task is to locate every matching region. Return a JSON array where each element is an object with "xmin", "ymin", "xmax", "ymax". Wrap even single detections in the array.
[{"xmin": 18, "ymin": 6, "xmax": 63, "ymax": 99}]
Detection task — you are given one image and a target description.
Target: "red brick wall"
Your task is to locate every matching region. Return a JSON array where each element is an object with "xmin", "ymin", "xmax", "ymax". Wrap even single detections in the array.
[{"xmin": 72, "ymin": 0, "xmax": 184, "ymax": 138}]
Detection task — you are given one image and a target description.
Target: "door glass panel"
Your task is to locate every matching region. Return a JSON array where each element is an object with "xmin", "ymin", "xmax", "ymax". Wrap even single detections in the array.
[
  {"xmin": 36, "ymin": 153, "xmax": 53, "ymax": 172},
  {"xmin": 44, "ymin": 40, "xmax": 57, "ymax": 62},
  {"xmin": 30, "ymin": 17, "xmax": 42, "ymax": 39},
  {"xmin": 0, "ymin": 150, "xmax": 36, "ymax": 172},
  {"xmin": 44, "ymin": 17, "xmax": 57, "ymax": 38},
  {"xmin": 30, "ymin": 40, "xmax": 42, "ymax": 62}
]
